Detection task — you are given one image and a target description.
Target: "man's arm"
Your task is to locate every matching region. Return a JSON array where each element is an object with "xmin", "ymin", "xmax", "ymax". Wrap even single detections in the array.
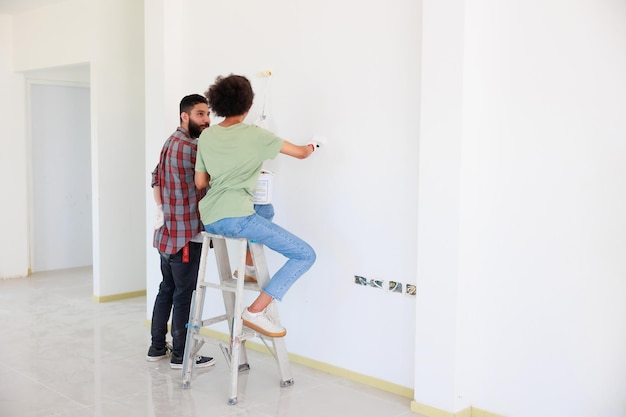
[
  {"xmin": 151, "ymin": 164, "xmax": 164, "ymax": 229},
  {"xmin": 153, "ymin": 185, "xmax": 162, "ymax": 205},
  {"xmin": 151, "ymin": 164, "xmax": 162, "ymax": 205}
]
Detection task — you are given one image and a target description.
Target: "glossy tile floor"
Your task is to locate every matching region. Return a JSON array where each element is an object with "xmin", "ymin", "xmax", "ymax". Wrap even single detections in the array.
[{"xmin": 0, "ymin": 267, "xmax": 416, "ymax": 417}]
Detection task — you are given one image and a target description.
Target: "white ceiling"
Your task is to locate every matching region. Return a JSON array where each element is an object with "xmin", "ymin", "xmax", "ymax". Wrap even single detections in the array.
[{"xmin": 0, "ymin": 0, "xmax": 67, "ymax": 14}]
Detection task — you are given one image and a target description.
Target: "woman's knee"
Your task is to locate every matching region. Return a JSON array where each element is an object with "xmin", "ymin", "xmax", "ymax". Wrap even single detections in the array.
[{"xmin": 304, "ymin": 244, "xmax": 316, "ymax": 266}]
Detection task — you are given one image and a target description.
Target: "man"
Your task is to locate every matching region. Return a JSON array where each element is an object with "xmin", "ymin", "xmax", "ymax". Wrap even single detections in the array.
[{"xmin": 147, "ymin": 94, "xmax": 215, "ymax": 369}]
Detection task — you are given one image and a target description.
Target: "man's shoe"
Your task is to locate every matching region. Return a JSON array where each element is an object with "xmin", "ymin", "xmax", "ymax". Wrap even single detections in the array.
[
  {"xmin": 242, "ymin": 308, "xmax": 287, "ymax": 337},
  {"xmin": 146, "ymin": 344, "xmax": 171, "ymax": 362},
  {"xmin": 170, "ymin": 353, "xmax": 215, "ymax": 369}
]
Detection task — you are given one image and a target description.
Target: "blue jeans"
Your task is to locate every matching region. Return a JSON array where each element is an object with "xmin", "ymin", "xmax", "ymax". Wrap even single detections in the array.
[
  {"xmin": 254, "ymin": 203, "xmax": 275, "ymax": 222},
  {"xmin": 204, "ymin": 205, "xmax": 316, "ymax": 301},
  {"xmin": 150, "ymin": 241, "xmax": 202, "ymax": 357}
]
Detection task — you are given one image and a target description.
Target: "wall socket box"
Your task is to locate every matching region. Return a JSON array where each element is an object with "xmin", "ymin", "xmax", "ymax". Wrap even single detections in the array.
[
  {"xmin": 354, "ymin": 275, "xmax": 383, "ymax": 289},
  {"xmin": 354, "ymin": 275, "xmax": 416, "ymax": 296},
  {"xmin": 389, "ymin": 281, "xmax": 402, "ymax": 293}
]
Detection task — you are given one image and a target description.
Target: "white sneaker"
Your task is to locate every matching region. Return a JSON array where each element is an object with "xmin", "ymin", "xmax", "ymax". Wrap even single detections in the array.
[{"xmin": 242, "ymin": 307, "xmax": 286, "ymax": 337}]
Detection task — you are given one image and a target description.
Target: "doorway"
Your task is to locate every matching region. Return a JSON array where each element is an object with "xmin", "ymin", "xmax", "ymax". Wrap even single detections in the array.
[{"xmin": 29, "ymin": 82, "xmax": 92, "ymax": 272}]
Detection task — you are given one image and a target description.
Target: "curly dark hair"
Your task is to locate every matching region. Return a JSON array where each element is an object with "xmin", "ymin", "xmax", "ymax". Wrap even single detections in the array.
[{"xmin": 205, "ymin": 74, "xmax": 254, "ymax": 117}]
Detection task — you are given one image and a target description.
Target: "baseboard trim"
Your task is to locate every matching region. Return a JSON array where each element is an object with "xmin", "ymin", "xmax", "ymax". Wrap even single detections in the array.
[
  {"xmin": 199, "ymin": 328, "xmax": 414, "ymax": 398},
  {"xmin": 469, "ymin": 407, "xmax": 505, "ymax": 417},
  {"xmin": 144, "ymin": 322, "xmax": 413, "ymax": 399},
  {"xmin": 411, "ymin": 402, "xmax": 456, "ymax": 417},
  {"xmin": 93, "ymin": 289, "xmax": 146, "ymax": 303},
  {"xmin": 455, "ymin": 407, "xmax": 473, "ymax": 417},
  {"xmin": 142, "ymin": 323, "xmax": 503, "ymax": 416},
  {"xmin": 290, "ymin": 351, "xmax": 414, "ymax": 399},
  {"xmin": 410, "ymin": 402, "xmax": 504, "ymax": 417}
]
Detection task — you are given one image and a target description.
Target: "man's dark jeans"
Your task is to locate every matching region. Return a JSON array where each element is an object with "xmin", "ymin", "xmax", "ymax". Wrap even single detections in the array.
[{"xmin": 150, "ymin": 241, "xmax": 202, "ymax": 357}]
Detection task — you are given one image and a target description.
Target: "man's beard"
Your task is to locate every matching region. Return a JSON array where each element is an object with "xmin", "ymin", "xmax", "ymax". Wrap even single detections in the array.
[{"xmin": 189, "ymin": 119, "xmax": 208, "ymax": 138}]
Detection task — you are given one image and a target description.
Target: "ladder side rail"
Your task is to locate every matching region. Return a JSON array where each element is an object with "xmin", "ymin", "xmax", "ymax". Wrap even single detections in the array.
[
  {"xmin": 181, "ymin": 289, "xmax": 199, "ymax": 388},
  {"xmin": 190, "ymin": 235, "xmax": 211, "ymax": 334},
  {"xmin": 228, "ymin": 239, "xmax": 249, "ymax": 404},
  {"xmin": 182, "ymin": 233, "xmax": 213, "ymax": 387},
  {"xmin": 249, "ymin": 241, "xmax": 294, "ymax": 386},
  {"xmin": 249, "ymin": 241, "xmax": 271, "ymax": 288},
  {"xmin": 212, "ymin": 237, "xmax": 236, "ymax": 331}
]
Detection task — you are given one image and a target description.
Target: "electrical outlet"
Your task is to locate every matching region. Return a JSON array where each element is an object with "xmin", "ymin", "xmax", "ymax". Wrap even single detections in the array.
[
  {"xmin": 389, "ymin": 281, "xmax": 402, "ymax": 293},
  {"xmin": 354, "ymin": 275, "xmax": 384, "ymax": 289},
  {"xmin": 354, "ymin": 275, "xmax": 368, "ymax": 285},
  {"xmin": 368, "ymin": 279, "xmax": 384, "ymax": 289},
  {"xmin": 356, "ymin": 275, "xmax": 417, "ymax": 296}
]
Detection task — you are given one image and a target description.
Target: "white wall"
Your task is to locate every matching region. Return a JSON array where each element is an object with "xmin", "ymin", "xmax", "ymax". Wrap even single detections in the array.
[
  {"xmin": 0, "ymin": 14, "xmax": 29, "ymax": 278},
  {"xmin": 2, "ymin": 0, "xmax": 146, "ymax": 298},
  {"xmin": 25, "ymin": 64, "xmax": 90, "ymax": 84},
  {"xmin": 1, "ymin": 0, "xmax": 92, "ymax": 279},
  {"xmin": 145, "ymin": 0, "xmax": 421, "ymax": 389},
  {"xmin": 12, "ymin": 0, "xmax": 90, "ymax": 71},
  {"xmin": 417, "ymin": 0, "xmax": 626, "ymax": 416}
]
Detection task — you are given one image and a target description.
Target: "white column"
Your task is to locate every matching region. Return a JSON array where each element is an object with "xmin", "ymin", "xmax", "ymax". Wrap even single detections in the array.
[
  {"xmin": 0, "ymin": 15, "xmax": 29, "ymax": 278},
  {"xmin": 143, "ymin": 0, "xmax": 185, "ymax": 315},
  {"xmin": 413, "ymin": 0, "xmax": 465, "ymax": 413},
  {"xmin": 90, "ymin": 0, "xmax": 146, "ymax": 299}
]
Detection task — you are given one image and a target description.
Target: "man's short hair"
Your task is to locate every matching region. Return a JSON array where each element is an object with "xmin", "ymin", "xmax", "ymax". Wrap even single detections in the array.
[{"xmin": 180, "ymin": 94, "xmax": 208, "ymax": 115}]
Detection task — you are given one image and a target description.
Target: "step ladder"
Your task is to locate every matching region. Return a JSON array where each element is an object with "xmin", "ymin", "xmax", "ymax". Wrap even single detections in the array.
[{"xmin": 181, "ymin": 232, "xmax": 294, "ymax": 405}]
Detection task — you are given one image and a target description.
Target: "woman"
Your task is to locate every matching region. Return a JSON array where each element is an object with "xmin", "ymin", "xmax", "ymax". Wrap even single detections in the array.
[{"xmin": 195, "ymin": 74, "xmax": 316, "ymax": 337}]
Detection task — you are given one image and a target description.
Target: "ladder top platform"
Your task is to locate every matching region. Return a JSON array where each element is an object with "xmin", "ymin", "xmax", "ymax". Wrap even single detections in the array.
[{"xmin": 201, "ymin": 232, "xmax": 247, "ymax": 242}]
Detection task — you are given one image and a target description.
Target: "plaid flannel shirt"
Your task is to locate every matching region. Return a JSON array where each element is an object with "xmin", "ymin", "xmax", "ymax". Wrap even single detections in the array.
[{"xmin": 152, "ymin": 127, "xmax": 206, "ymax": 255}]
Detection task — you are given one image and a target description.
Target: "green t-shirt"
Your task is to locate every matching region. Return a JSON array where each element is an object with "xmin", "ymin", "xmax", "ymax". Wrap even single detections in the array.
[{"xmin": 195, "ymin": 123, "xmax": 284, "ymax": 225}]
